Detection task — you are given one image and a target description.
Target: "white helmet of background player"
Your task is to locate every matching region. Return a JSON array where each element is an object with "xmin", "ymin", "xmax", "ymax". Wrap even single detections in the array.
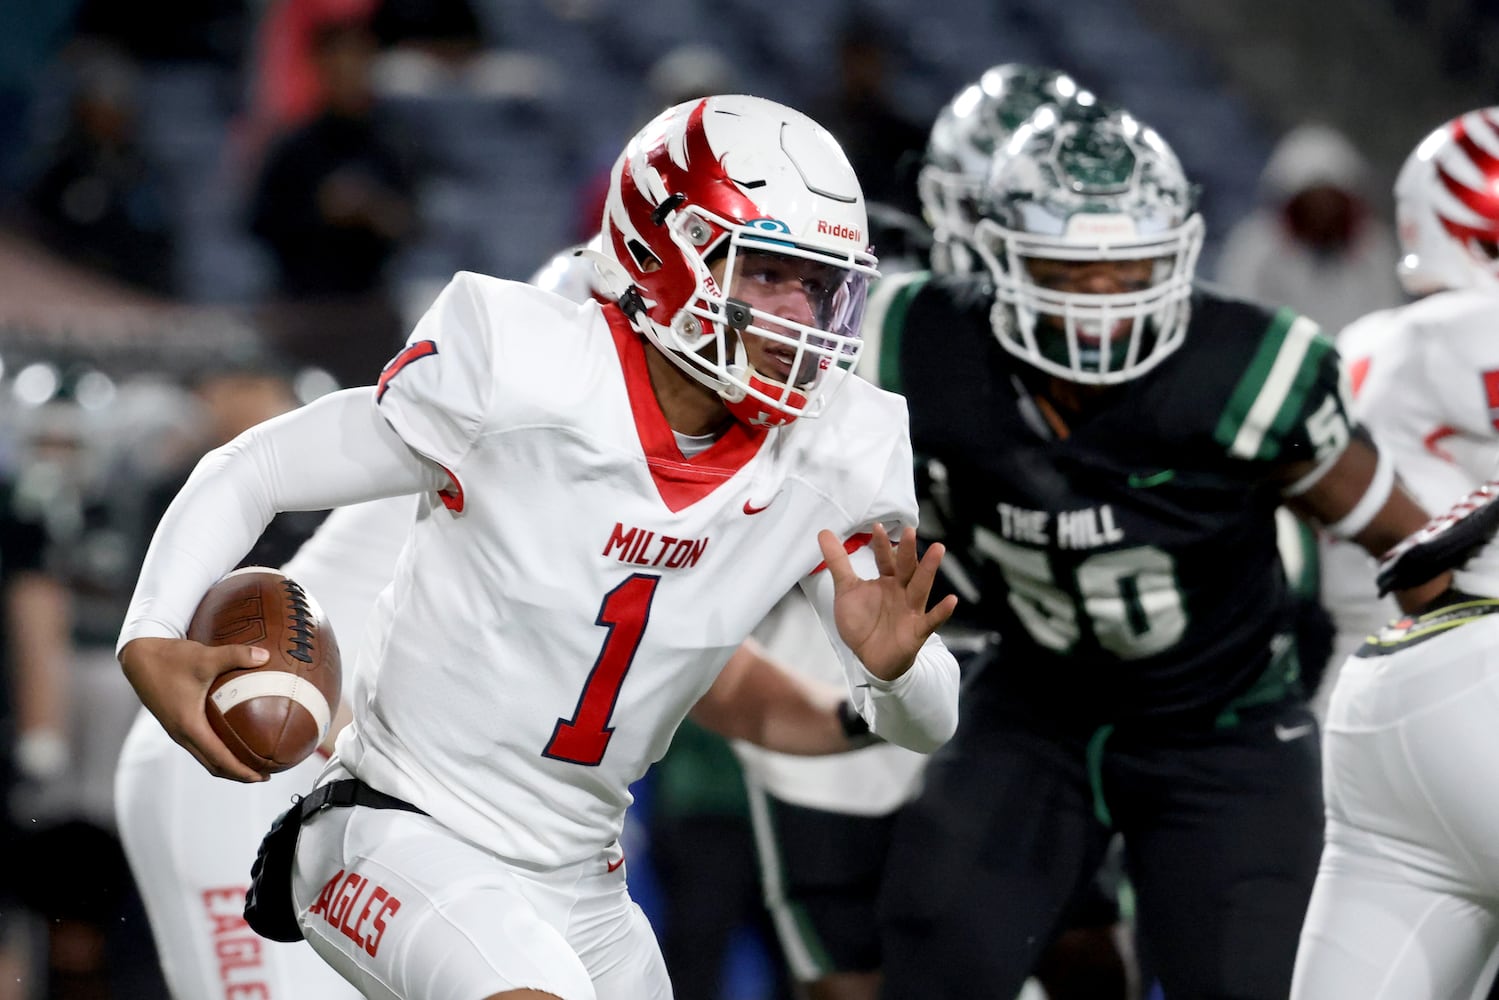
[
  {"xmin": 1394, "ymin": 107, "xmax": 1499, "ymax": 297},
  {"xmin": 601, "ymin": 94, "xmax": 879, "ymax": 428},
  {"xmin": 974, "ymin": 101, "xmax": 1204, "ymax": 385},
  {"xmin": 919, "ymin": 64, "xmax": 1088, "ymax": 275}
]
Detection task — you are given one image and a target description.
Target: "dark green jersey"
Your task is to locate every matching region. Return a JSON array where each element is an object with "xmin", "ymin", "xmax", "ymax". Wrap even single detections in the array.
[{"xmin": 866, "ymin": 272, "xmax": 1352, "ymax": 723}]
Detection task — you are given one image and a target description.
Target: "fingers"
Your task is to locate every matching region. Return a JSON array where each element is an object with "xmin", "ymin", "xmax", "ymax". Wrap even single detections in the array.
[
  {"xmin": 817, "ymin": 529, "xmax": 858, "ymax": 589},
  {"xmin": 923, "ymin": 592, "xmax": 960, "ymax": 633},
  {"xmin": 214, "ymin": 643, "xmax": 271, "ymax": 674},
  {"xmin": 870, "ymin": 522, "xmax": 898, "ymax": 578},
  {"xmin": 174, "ymin": 714, "xmax": 266, "ymax": 783},
  {"xmin": 890, "ymin": 525, "xmax": 920, "ymax": 578},
  {"xmin": 904, "ymin": 539, "xmax": 945, "ymax": 607}
]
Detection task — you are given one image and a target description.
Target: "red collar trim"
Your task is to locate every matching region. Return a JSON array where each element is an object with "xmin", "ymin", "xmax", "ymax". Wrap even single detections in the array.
[{"xmin": 603, "ymin": 305, "xmax": 766, "ymax": 512}]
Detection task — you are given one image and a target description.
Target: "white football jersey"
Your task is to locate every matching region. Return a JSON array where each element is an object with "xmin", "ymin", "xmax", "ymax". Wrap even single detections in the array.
[
  {"xmin": 1320, "ymin": 288, "xmax": 1499, "ymax": 660},
  {"xmin": 338, "ymin": 271, "xmax": 933, "ymax": 869}
]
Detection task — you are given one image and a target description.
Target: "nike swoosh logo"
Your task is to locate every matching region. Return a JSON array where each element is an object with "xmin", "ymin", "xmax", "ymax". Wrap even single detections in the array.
[
  {"xmin": 1127, "ymin": 469, "xmax": 1176, "ymax": 488},
  {"xmin": 743, "ymin": 499, "xmax": 772, "ymax": 515},
  {"xmin": 1274, "ymin": 723, "xmax": 1315, "ymax": 742},
  {"xmin": 606, "ymin": 857, "xmax": 625, "ymax": 873}
]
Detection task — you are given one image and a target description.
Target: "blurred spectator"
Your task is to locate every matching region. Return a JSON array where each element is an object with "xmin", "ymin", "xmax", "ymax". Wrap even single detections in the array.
[
  {"xmin": 0, "ymin": 420, "xmax": 71, "ymax": 1000},
  {"xmin": 248, "ymin": 15, "xmax": 419, "ymax": 388},
  {"xmin": 69, "ymin": 0, "xmax": 250, "ymax": 70},
  {"xmin": 808, "ymin": 14, "xmax": 927, "ymax": 218},
  {"xmin": 18, "ymin": 43, "xmax": 175, "ymax": 295},
  {"xmin": 2, "ymin": 366, "xmax": 169, "ymax": 1000},
  {"xmin": 244, "ymin": 0, "xmax": 495, "ymax": 168},
  {"xmin": 138, "ymin": 355, "xmax": 328, "ymax": 572},
  {"xmin": 371, "ymin": 0, "xmax": 488, "ymax": 66},
  {"xmin": 1216, "ymin": 122, "xmax": 1404, "ymax": 338},
  {"xmin": 242, "ymin": 0, "xmax": 380, "ymax": 157},
  {"xmin": 0, "ymin": 1, "xmax": 81, "ymax": 195}
]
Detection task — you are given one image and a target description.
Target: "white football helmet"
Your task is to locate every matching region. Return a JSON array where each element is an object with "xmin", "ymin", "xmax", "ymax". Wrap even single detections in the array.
[
  {"xmin": 1394, "ymin": 107, "xmax": 1499, "ymax": 296},
  {"xmin": 973, "ymin": 102, "xmax": 1203, "ymax": 385},
  {"xmin": 918, "ymin": 64, "xmax": 1088, "ymax": 275},
  {"xmin": 600, "ymin": 94, "xmax": 879, "ymax": 428}
]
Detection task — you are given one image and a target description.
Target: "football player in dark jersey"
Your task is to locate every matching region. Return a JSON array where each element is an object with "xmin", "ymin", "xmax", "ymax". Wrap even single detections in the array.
[
  {"xmin": 867, "ymin": 100, "xmax": 1448, "ymax": 1000},
  {"xmin": 736, "ymin": 66, "xmax": 1140, "ymax": 1000}
]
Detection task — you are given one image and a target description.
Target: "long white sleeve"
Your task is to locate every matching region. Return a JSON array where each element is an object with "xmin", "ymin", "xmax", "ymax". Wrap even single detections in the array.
[
  {"xmin": 799, "ymin": 547, "xmax": 960, "ymax": 753},
  {"xmin": 116, "ymin": 388, "xmax": 446, "ymax": 654}
]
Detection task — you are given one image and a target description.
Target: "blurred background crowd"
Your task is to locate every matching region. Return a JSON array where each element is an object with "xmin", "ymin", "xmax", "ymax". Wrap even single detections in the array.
[{"xmin": 0, "ymin": 0, "xmax": 1492, "ymax": 997}]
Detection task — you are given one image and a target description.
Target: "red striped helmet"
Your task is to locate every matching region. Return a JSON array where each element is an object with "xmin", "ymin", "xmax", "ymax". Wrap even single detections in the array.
[
  {"xmin": 1395, "ymin": 107, "xmax": 1499, "ymax": 296},
  {"xmin": 601, "ymin": 95, "xmax": 878, "ymax": 426}
]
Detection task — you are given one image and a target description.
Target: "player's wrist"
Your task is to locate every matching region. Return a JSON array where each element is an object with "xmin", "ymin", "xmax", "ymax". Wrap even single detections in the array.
[{"xmin": 836, "ymin": 700, "xmax": 882, "ymax": 749}]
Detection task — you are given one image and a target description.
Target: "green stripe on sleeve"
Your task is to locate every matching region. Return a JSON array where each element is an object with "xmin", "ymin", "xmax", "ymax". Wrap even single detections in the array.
[
  {"xmin": 1262, "ymin": 326, "xmax": 1333, "ymax": 460},
  {"xmin": 1214, "ymin": 310, "xmax": 1331, "ymax": 461}
]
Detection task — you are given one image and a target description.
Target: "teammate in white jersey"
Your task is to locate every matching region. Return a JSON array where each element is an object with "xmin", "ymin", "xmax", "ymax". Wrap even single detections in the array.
[
  {"xmin": 1316, "ymin": 106, "xmax": 1499, "ymax": 716},
  {"xmin": 115, "ymin": 94, "xmax": 961, "ymax": 1000},
  {"xmin": 1293, "ymin": 107, "xmax": 1499, "ymax": 998}
]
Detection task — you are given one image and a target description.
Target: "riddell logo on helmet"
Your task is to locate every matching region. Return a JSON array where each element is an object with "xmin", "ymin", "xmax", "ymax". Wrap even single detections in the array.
[
  {"xmin": 1064, "ymin": 214, "xmax": 1138, "ymax": 240},
  {"xmin": 816, "ymin": 220, "xmax": 862, "ymax": 242}
]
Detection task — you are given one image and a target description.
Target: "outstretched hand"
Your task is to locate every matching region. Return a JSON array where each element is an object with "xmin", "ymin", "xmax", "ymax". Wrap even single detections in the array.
[
  {"xmin": 118, "ymin": 637, "xmax": 270, "ymax": 782},
  {"xmin": 817, "ymin": 524, "xmax": 959, "ymax": 681}
]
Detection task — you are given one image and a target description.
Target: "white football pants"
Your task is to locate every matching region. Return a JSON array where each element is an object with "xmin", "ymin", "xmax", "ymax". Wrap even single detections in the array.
[{"xmin": 1292, "ymin": 615, "xmax": 1499, "ymax": 1000}]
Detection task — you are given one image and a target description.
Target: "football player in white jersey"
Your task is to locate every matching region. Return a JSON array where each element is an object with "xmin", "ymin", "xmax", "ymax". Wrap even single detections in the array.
[
  {"xmin": 1293, "ymin": 107, "xmax": 1499, "ymax": 998},
  {"xmin": 1315, "ymin": 106, "xmax": 1499, "ymax": 717},
  {"xmin": 115, "ymin": 496, "xmax": 877, "ymax": 1000},
  {"xmin": 115, "ymin": 94, "xmax": 960, "ymax": 1000}
]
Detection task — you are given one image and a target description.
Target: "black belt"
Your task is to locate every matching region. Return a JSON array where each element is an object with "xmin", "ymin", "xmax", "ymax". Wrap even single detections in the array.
[{"xmin": 297, "ymin": 777, "xmax": 428, "ymax": 820}]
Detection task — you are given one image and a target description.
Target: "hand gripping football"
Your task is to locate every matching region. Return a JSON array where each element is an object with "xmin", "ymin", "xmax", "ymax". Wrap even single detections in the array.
[{"xmin": 188, "ymin": 567, "xmax": 342, "ymax": 775}]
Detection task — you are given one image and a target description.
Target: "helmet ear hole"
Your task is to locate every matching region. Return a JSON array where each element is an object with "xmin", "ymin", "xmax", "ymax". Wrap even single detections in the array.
[{"xmin": 626, "ymin": 239, "xmax": 660, "ymax": 272}]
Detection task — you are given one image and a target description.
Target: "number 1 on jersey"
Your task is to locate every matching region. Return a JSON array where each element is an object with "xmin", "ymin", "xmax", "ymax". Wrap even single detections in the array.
[{"xmin": 544, "ymin": 574, "xmax": 659, "ymax": 766}]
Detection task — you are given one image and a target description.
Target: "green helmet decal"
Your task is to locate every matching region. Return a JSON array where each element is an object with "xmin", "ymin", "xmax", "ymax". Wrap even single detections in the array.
[{"xmin": 1056, "ymin": 119, "xmax": 1136, "ymax": 195}]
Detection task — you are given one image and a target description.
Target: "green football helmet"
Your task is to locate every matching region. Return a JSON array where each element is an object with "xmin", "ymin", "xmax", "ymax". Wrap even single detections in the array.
[
  {"xmin": 919, "ymin": 64, "xmax": 1088, "ymax": 275},
  {"xmin": 974, "ymin": 102, "xmax": 1204, "ymax": 385}
]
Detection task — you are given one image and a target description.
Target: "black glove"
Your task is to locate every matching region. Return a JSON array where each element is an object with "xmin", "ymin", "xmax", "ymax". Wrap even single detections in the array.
[
  {"xmin": 1377, "ymin": 482, "xmax": 1499, "ymax": 596},
  {"xmin": 837, "ymin": 700, "xmax": 884, "ymax": 750}
]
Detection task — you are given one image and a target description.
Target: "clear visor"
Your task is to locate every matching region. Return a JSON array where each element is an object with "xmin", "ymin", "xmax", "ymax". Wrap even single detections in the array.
[{"xmin": 677, "ymin": 209, "xmax": 876, "ymax": 417}]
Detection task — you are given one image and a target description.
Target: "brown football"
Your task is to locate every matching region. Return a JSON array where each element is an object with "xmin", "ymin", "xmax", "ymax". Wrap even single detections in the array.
[{"xmin": 188, "ymin": 567, "xmax": 341, "ymax": 775}]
